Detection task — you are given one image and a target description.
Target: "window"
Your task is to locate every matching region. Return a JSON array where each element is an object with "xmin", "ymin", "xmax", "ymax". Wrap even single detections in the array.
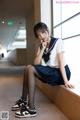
[{"xmin": 52, "ymin": 0, "xmax": 80, "ymax": 95}]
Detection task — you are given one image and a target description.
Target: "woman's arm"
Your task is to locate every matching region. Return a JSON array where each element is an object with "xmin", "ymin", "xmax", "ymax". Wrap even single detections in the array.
[
  {"xmin": 34, "ymin": 47, "xmax": 44, "ymax": 64},
  {"xmin": 34, "ymin": 41, "xmax": 47, "ymax": 65},
  {"xmin": 57, "ymin": 52, "xmax": 74, "ymax": 88}
]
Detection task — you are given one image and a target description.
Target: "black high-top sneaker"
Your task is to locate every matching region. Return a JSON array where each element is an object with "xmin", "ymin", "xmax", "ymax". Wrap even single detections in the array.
[
  {"xmin": 12, "ymin": 98, "xmax": 27, "ymax": 111},
  {"xmin": 15, "ymin": 104, "xmax": 37, "ymax": 118}
]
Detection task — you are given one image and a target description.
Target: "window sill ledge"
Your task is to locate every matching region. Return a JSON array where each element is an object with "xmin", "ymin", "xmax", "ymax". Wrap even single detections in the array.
[{"xmin": 37, "ymin": 80, "xmax": 80, "ymax": 120}]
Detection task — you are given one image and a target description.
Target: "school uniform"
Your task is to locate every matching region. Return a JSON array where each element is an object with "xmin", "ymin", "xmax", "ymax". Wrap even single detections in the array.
[
  {"xmin": 33, "ymin": 37, "xmax": 71, "ymax": 85},
  {"xmin": 12, "ymin": 37, "xmax": 71, "ymax": 118}
]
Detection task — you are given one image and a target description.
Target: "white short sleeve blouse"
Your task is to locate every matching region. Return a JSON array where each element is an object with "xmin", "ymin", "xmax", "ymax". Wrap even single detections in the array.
[{"xmin": 41, "ymin": 38, "xmax": 66, "ymax": 68}]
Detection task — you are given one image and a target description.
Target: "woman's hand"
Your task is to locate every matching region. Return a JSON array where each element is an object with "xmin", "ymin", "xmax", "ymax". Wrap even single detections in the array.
[
  {"xmin": 41, "ymin": 40, "xmax": 48, "ymax": 50},
  {"xmin": 64, "ymin": 81, "xmax": 74, "ymax": 89}
]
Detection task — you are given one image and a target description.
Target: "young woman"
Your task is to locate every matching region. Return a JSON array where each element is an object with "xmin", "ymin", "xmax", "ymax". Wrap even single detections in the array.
[{"xmin": 12, "ymin": 22, "xmax": 73, "ymax": 118}]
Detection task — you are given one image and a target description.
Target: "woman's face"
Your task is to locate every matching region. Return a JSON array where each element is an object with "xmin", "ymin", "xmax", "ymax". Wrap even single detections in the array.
[{"xmin": 36, "ymin": 30, "xmax": 50, "ymax": 43}]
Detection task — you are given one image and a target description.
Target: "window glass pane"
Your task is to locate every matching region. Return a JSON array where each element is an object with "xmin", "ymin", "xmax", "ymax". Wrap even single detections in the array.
[
  {"xmin": 62, "ymin": 14, "xmax": 80, "ymax": 38},
  {"xmin": 53, "ymin": 0, "xmax": 80, "ymax": 92},
  {"xmin": 62, "ymin": 1, "xmax": 80, "ymax": 21},
  {"xmin": 53, "ymin": 0, "xmax": 80, "ymax": 24},
  {"xmin": 63, "ymin": 36, "xmax": 80, "ymax": 84}
]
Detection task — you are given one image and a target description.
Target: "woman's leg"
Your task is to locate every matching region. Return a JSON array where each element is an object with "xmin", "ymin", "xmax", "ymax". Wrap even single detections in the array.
[
  {"xmin": 21, "ymin": 66, "xmax": 29, "ymax": 101},
  {"xmin": 22, "ymin": 65, "xmax": 38, "ymax": 110},
  {"xmin": 27, "ymin": 65, "xmax": 37, "ymax": 110}
]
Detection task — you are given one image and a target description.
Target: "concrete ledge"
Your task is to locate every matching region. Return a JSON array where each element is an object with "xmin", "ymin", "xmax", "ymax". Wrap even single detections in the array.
[
  {"xmin": 0, "ymin": 66, "xmax": 24, "ymax": 75},
  {"xmin": 37, "ymin": 80, "xmax": 80, "ymax": 120},
  {"xmin": 7, "ymin": 48, "xmax": 27, "ymax": 65}
]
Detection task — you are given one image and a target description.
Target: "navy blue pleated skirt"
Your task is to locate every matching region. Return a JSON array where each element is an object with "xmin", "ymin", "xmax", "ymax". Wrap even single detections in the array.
[{"xmin": 33, "ymin": 64, "xmax": 71, "ymax": 85}]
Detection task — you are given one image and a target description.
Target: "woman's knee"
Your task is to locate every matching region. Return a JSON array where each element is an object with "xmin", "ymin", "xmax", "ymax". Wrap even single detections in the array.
[{"xmin": 25, "ymin": 65, "xmax": 34, "ymax": 72}]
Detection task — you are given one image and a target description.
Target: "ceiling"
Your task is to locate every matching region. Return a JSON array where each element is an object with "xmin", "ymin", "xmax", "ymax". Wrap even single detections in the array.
[{"xmin": 0, "ymin": 0, "xmax": 34, "ymax": 50}]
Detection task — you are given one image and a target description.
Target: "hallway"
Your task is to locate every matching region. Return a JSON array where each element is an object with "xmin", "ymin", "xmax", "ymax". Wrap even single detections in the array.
[{"xmin": 0, "ymin": 60, "xmax": 69, "ymax": 120}]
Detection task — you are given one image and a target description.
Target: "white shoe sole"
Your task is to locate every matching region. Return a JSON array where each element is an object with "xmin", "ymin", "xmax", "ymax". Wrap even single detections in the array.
[{"xmin": 15, "ymin": 112, "xmax": 37, "ymax": 118}]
